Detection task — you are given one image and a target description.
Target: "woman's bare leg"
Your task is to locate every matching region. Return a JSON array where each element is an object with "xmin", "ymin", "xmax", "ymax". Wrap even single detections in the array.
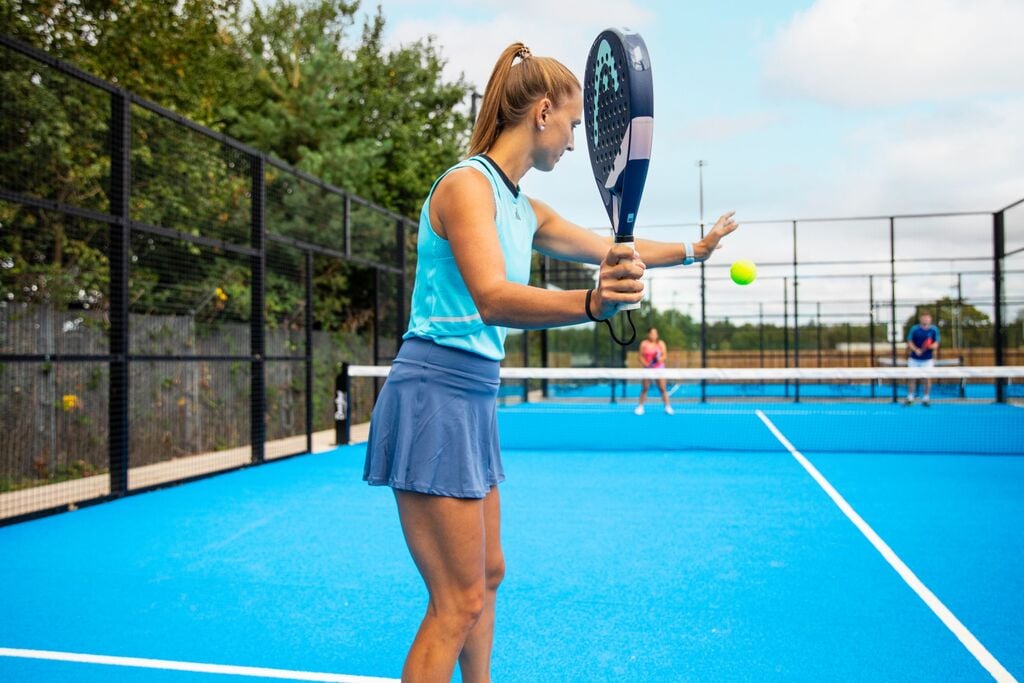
[
  {"xmin": 458, "ymin": 486, "xmax": 504, "ymax": 682},
  {"xmin": 395, "ymin": 490, "xmax": 487, "ymax": 682}
]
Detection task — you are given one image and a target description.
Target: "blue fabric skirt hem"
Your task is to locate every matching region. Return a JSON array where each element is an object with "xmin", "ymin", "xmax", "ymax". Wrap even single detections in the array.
[{"xmin": 365, "ymin": 476, "xmax": 504, "ymax": 500}]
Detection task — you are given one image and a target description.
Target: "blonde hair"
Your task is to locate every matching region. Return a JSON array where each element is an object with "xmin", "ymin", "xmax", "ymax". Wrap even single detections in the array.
[{"xmin": 468, "ymin": 43, "xmax": 580, "ymax": 156}]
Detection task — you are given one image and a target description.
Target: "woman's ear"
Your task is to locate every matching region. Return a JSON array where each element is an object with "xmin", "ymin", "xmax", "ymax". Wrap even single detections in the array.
[{"xmin": 535, "ymin": 97, "xmax": 552, "ymax": 130}]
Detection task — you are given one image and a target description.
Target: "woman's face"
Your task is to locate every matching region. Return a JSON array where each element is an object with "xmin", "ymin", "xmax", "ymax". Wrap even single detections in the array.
[{"xmin": 534, "ymin": 88, "xmax": 582, "ymax": 172}]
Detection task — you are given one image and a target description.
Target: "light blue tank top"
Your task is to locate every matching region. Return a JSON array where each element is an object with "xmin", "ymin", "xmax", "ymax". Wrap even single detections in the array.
[{"xmin": 404, "ymin": 155, "xmax": 538, "ymax": 360}]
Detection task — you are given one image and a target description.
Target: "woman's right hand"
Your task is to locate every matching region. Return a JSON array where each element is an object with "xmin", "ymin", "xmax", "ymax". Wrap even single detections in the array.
[{"xmin": 590, "ymin": 244, "xmax": 646, "ymax": 320}]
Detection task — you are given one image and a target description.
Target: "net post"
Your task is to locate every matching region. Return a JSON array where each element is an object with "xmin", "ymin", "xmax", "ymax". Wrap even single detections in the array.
[
  {"xmin": 108, "ymin": 88, "xmax": 131, "ymax": 497},
  {"xmin": 251, "ymin": 154, "xmax": 267, "ymax": 464},
  {"xmin": 993, "ymin": 211, "xmax": 1006, "ymax": 402},
  {"xmin": 335, "ymin": 363, "xmax": 351, "ymax": 446}
]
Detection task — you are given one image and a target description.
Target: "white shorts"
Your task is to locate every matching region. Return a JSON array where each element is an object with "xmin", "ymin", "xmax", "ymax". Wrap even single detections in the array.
[{"xmin": 907, "ymin": 357, "xmax": 935, "ymax": 368}]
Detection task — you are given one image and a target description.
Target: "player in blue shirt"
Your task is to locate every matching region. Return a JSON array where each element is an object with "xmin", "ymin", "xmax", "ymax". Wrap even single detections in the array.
[{"xmin": 905, "ymin": 310, "xmax": 940, "ymax": 406}]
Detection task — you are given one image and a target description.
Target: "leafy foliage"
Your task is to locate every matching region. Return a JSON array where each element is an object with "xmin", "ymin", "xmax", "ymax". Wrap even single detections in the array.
[{"xmin": 1, "ymin": 0, "xmax": 472, "ymax": 332}]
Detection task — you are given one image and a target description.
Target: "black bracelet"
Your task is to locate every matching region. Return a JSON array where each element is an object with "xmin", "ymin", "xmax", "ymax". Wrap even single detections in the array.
[{"xmin": 585, "ymin": 289, "xmax": 605, "ymax": 322}]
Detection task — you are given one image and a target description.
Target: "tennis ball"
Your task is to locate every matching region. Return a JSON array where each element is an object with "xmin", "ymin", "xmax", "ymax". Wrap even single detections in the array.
[{"xmin": 730, "ymin": 260, "xmax": 757, "ymax": 286}]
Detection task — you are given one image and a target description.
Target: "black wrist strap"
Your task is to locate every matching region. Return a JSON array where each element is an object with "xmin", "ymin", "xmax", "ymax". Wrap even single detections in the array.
[
  {"xmin": 586, "ymin": 289, "xmax": 637, "ymax": 346},
  {"xmin": 585, "ymin": 289, "xmax": 603, "ymax": 323}
]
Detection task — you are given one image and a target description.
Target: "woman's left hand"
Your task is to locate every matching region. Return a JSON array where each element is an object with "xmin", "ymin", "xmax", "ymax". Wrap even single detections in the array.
[{"xmin": 701, "ymin": 211, "xmax": 739, "ymax": 258}]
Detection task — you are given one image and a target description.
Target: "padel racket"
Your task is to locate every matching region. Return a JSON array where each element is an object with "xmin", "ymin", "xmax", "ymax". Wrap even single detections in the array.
[{"xmin": 583, "ymin": 28, "xmax": 654, "ymax": 314}]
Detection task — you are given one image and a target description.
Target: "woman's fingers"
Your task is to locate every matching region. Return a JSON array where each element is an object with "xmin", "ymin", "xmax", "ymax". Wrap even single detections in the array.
[{"xmin": 604, "ymin": 244, "xmax": 638, "ymax": 266}]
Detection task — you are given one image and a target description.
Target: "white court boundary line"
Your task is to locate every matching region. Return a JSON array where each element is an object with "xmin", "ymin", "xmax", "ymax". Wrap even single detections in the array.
[
  {"xmin": 754, "ymin": 410, "xmax": 1017, "ymax": 683},
  {"xmin": 0, "ymin": 648, "xmax": 399, "ymax": 683}
]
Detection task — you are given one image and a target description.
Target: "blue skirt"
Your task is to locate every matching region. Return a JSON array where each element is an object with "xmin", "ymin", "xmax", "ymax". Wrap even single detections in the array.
[{"xmin": 362, "ymin": 337, "xmax": 503, "ymax": 498}]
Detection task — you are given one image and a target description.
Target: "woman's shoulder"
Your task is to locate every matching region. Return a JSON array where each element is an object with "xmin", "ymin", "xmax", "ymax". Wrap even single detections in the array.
[{"xmin": 432, "ymin": 165, "xmax": 494, "ymax": 206}]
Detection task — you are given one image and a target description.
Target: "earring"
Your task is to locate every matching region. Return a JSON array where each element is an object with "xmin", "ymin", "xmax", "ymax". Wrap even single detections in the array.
[{"xmin": 539, "ymin": 125, "xmax": 546, "ymax": 131}]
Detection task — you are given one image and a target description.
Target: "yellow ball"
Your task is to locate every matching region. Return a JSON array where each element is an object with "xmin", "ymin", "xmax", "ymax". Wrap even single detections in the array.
[{"xmin": 730, "ymin": 260, "xmax": 757, "ymax": 286}]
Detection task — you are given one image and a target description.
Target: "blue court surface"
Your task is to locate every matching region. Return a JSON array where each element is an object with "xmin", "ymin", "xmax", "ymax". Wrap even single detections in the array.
[{"xmin": 2, "ymin": 402, "xmax": 1022, "ymax": 681}]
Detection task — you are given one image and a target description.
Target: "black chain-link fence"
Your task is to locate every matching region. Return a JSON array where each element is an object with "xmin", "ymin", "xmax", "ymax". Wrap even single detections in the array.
[{"xmin": 1, "ymin": 35, "xmax": 412, "ymax": 524}]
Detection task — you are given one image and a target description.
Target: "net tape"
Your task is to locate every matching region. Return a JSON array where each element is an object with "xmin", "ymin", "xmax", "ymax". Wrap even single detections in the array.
[{"xmin": 349, "ymin": 365, "xmax": 1024, "ymax": 381}]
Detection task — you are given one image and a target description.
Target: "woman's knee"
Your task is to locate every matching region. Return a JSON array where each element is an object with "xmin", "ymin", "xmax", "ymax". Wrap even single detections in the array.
[
  {"xmin": 435, "ymin": 583, "xmax": 487, "ymax": 630},
  {"xmin": 486, "ymin": 553, "xmax": 506, "ymax": 592}
]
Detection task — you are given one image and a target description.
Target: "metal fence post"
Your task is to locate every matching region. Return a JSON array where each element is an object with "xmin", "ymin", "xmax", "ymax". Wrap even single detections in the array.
[
  {"xmin": 305, "ymin": 249, "xmax": 314, "ymax": 454},
  {"xmin": 889, "ymin": 217, "xmax": 898, "ymax": 403},
  {"xmin": 700, "ymin": 226, "xmax": 707, "ymax": 403},
  {"xmin": 373, "ymin": 267, "xmax": 382, "ymax": 400},
  {"xmin": 994, "ymin": 211, "xmax": 1006, "ymax": 402},
  {"xmin": 540, "ymin": 255, "xmax": 549, "ymax": 397},
  {"xmin": 343, "ymin": 195, "xmax": 351, "ymax": 258},
  {"xmin": 869, "ymin": 274, "xmax": 877, "ymax": 398},
  {"xmin": 396, "ymin": 218, "xmax": 407, "ymax": 356},
  {"xmin": 251, "ymin": 155, "xmax": 266, "ymax": 463},
  {"xmin": 792, "ymin": 221, "xmax": 800, "ymax": 402},
  {"xmin": 521, "ymin": 331, "xmax": 529, "ymax": 403},
  {"xmin": 109, "ymin": 88, "xmax": 131, "ymax": 496},
  {"xmin": 783, "ymin": 276, "xmax": 790, "ymax": 397}
]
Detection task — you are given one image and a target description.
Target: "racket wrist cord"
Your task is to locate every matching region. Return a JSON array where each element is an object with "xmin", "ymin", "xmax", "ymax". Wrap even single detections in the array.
[{"xmin": 586, "ymin": 288, "xmax": 637, "ymax": 346}]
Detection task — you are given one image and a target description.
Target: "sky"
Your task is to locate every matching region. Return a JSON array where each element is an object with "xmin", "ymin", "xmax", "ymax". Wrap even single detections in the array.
[{"xmin": 358, "ymin": 0, "xmax": 1024, "ymax": 329}]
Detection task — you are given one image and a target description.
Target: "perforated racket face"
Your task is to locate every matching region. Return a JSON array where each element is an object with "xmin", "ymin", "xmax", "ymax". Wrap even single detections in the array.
[
  {"xmin": 583, "ymin": 29, "xmax": 654, "ymax": 241},
  {"xmin": 584, "ymin": 37, "xmax": 631, "ymax": 189}
]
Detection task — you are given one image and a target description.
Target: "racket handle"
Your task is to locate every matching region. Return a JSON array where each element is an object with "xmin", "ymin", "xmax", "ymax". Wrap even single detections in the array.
[{"xmin": 614, "ymin": 233, "xmax": 643, "ymax": 311}]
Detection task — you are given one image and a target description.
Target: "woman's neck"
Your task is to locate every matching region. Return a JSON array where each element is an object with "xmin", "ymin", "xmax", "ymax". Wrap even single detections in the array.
[{"xmin": 484, "ymin": 130, "xmax": 535, "ymax": 185}]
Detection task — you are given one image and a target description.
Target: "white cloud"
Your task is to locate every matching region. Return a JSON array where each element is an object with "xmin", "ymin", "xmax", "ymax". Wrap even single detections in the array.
[
  {"xmin": 679, "ymin": 111, "xmax": 786, "ymax": 142},
  {"xmin": 827, "ymin": 98, "xmax": 1024, "ymax": 215},
  {"xmin": 762, "ymin": 0, "xmax": 1024, "ymax": 107},
  {"xmin": 383, "ymin": 2, "xmax": 654, "ymax": 90}
]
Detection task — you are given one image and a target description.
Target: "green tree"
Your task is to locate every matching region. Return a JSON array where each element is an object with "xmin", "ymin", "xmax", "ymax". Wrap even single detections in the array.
[
  {"xmin": 226, "ymin": 1, "xmax": 471, "ymax": 219},
  {"xmin": 1, "ymin": 0, "xmax": 253, "ymax": 316},
  {"xmin": 2, "ymin": 0, "xmax": 473, "ymax": 332},
  {"xmin": 1007, "ymin": 309, "xmax": 1024, "ymax": 349},
  {"xmin": 1, "ymin": 1, "xmax": 250, "ymax": 126}
]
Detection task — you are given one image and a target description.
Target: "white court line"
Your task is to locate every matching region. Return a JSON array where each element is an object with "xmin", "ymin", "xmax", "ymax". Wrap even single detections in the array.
[
  {"xmin": 754, "ymin": 411, "xmax": 1017, "ymax": 683},
  {"xmin": 0, "ymin": 648, "xmax": 399, "ymax": 683}
]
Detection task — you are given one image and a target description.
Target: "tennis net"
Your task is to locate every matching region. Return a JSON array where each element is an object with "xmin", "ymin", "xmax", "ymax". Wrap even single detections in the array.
[{"xmin": 338, "ymin": 364, "xmax": 1024, "ymax": 455}]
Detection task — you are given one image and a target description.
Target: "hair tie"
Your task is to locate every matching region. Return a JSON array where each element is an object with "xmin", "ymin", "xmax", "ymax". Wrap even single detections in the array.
[{"xmin": 516, "ymin": 46, "xmax": 532, "ymax": 61}]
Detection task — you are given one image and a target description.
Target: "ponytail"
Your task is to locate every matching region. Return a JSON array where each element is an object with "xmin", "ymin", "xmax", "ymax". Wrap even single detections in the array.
[{"xmin": 468, "ymin": 43, "xmax": 580, "ymax": 156}]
